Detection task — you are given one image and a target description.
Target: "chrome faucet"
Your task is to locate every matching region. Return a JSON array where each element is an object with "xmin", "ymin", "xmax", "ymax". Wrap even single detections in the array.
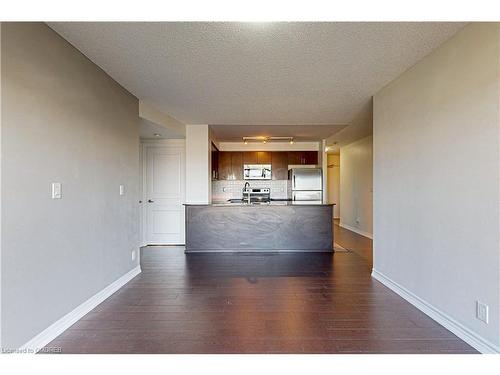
[{"xmin": 243, "ymin": 182, "xmax": 251, "ymax": 204}]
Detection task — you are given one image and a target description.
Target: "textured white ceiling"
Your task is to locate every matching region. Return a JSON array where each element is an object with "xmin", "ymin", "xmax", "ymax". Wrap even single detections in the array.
[{"xmin": 49, "ymin": 22, "xmax": 465, "ymax": 126}]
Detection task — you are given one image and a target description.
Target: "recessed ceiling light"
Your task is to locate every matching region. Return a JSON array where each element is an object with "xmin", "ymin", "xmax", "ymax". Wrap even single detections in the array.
[
  {"xmin": 289, "ymin": 140, "xmax": 294, "ymax": 145},
  {"xmin": 154, "ymin": 133, "xmax": 161, "ymax": 137}
]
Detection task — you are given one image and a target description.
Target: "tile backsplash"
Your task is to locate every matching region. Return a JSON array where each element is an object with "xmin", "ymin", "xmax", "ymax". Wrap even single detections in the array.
[{"xmin": 212, "ymin": 180, "xmax": 289, "ymax": 202}]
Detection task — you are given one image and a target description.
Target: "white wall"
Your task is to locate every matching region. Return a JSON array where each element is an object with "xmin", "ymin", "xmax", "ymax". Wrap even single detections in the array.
[
  {"xmin": 340, "ymin": 135, "xmax": 373, "ymax": 238},
  {"xmin": 327, "ymin": 154, "xmax": 340, "ymax": 218},
  {"xmin": 1, "ymin": 23, "xmax": 140, "ymax": 349},
  {"xmin": 185, "ymin": 125, "xmax": 211, "ymax": 204},
  {"xmin": 373, "ymin": 23, "xmax": 500, "ymax": 352}
]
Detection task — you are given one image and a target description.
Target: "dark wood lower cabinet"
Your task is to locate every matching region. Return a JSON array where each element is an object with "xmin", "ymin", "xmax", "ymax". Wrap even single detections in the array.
[{"xmin": 42, "ymin": 223, "xmax": 476, "ymax": 354}]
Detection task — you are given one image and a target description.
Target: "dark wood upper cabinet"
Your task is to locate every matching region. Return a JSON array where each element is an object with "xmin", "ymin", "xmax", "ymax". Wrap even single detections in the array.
[
  {"xmin": 211, "ymin": 142, "xmax": 219, "ymax": 180},
  {"xmin": 287, "ymin": 151, "xmax": 301, "ymax": 165},
  {"xmin": 218, "ymin": 152, "xmax": 243, "ymax": 180},
  {"xmin": 231, "ymin": 152, "xmax": 243, "ymax": 180},
  {"xmin": 243, "ymin": 151, "xmax": 258, "ymax": 164},
  {"xmin": 243, "ymin": 151, "xmax": 271, "ymax": 164},
  {"xmin": 271, "ymin": 152, "xmax": 288, "ymax": 180},
  {"xmin": 218, "ymin": 152, "xmax": 232, "ymax": 180},
  {"xmin": 211, "ymin": 151, "xmax": 219, "ymax": 180},
  {"xmin": 257, "ymin": 151, "xmax": 272, "ymax": 164},
  {"xmin": 287, "ymin": 151, "xmax": 318, "ymax": 165},
  {"xmin": 303, "ymin": 151, "xmax": 319, "ymax": 165},
  {"xmin": 219, "ymin": 150, "xmax": 318, "ymax": 180}
]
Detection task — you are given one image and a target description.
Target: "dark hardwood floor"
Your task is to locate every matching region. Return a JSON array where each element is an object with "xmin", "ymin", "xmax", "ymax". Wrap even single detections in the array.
[{"xmin": 43, "ymin": 222, "xmax": 477, "ymax": 353}]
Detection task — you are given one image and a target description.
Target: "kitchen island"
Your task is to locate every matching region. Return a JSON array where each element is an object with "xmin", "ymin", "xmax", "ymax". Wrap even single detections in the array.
[{"xmin": 184, "ymin": 202, "xmax": 334, "ymax": 253}]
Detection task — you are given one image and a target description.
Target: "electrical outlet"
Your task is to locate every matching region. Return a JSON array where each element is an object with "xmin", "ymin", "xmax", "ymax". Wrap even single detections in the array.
[
  {"xmin": 131, "ymin": 250, "xmax": 136, "ymax": 261},
  {"xmin": 476, "ymin": 301, "xmax": 489, "ymax": 324}
]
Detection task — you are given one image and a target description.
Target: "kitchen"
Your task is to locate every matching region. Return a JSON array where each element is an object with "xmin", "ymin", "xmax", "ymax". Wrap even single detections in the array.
[{"xmin": 185, "ymin": 145, "xmax": 335, "ymax": 252}]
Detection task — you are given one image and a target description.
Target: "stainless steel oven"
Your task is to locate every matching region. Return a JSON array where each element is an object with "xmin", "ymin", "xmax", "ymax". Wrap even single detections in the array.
[{"xmin": 243, "ymin": 164, "xmax": 272, "ymax": 180}]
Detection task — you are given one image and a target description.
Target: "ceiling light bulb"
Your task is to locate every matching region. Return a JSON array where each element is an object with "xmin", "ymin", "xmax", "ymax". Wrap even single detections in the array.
[
  {"xmin": 244, "ymin": 141, "xmax": 248, "ymax": 144},
  {"xmin": 263, "ymin": 140, "xmax": 267, "ymax": 144},
  {"xmin": 290, "ymin": 140, "xmax": 294, "ymax": 145}
]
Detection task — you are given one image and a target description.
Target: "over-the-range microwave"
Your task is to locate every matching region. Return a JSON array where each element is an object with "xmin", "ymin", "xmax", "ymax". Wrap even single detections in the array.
[{"xmin": 243, "ymin": 164, "xmax": 272, "ymax": 180}]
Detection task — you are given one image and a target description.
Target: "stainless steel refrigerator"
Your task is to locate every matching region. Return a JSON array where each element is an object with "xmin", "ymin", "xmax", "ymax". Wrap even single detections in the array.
[{"xmin": 288, "ymin": 168, "xmax": 323, "ymax": 203}]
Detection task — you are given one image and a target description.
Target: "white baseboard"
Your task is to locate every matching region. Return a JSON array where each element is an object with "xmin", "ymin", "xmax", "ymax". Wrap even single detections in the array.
[
  {"xmin": 19, "ymin": 265, "xmax": 141, "ymax": 353},
  {"xmin": 371, "ymin": 269, "xmax": 500, "ymax": 354},
  {"xmin": 339, "ymin": 222, "xmax": 373, "ymax": 239}
]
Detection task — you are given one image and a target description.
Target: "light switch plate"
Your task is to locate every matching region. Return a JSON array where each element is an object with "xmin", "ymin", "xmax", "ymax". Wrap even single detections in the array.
[
  {"xmin": 119, "ymin": 185, "xmax": 125, "ymax": 196},
  {"xmin": 51, "ymin": 182, "xmax": 62, "ymax": 199},
  {"xmin": 476, "ymin": 301, "xmax": 489, "ymax": 324}
]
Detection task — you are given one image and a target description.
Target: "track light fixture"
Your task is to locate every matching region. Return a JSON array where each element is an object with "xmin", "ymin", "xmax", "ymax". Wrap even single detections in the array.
[{"xmin": 242, "ymin": 136, "xmax": 294, "ymax": 144}]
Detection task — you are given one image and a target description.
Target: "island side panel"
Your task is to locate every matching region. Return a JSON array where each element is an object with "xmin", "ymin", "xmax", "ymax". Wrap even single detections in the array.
[{"xmin": 185, "ymin": 205, "xmax": 333, "ymax": 252}]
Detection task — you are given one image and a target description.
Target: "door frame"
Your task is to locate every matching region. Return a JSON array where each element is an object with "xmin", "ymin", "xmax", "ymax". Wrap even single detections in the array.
[{"xmin": 140, "ymin": 139, "xmax": 186, "ymax": 246}]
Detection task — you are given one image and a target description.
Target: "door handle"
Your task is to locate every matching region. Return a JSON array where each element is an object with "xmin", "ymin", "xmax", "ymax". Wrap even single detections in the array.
[{"xmin": 148, "ymin": 199, "xmax": 154, "ymax": 203}]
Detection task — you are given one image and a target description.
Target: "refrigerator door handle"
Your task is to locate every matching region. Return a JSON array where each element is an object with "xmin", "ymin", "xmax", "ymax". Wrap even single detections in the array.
[{"xmin": 293, "ymin": 174, "xmax": 296, "ymax": 189}]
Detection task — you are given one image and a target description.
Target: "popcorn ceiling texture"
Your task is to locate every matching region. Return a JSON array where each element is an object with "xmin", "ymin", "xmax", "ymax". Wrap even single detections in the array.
[{"xmin": 48, "ymin": 22, "xmax": 465, "ymax": 126}]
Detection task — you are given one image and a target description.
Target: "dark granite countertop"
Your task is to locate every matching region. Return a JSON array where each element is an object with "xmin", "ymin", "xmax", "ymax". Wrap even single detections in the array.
[{"xmin": 184, "ymin": 202, "xmax": 335, "ymax": 207}]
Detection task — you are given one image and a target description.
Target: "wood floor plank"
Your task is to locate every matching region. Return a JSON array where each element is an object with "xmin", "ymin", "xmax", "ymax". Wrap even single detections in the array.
[{"xmin": 41, "ymin": 222, "xmax": 477, "ymax": 354}]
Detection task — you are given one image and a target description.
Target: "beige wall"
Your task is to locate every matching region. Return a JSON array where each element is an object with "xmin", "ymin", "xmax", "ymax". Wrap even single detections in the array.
[
  {"xmin": 339, "ymin": 135, "xmax": 373, "ymax": 237},
  {"xmin": 1, "ymin": 23, "xmax": 140, "ymax": 348},
  {"xmin": 327, "ymin": 154, "xmax": 340, "ymax": 218},
  {"xmin": 373, "ymin": 23, "xmax": 500, "ymax": 352}
]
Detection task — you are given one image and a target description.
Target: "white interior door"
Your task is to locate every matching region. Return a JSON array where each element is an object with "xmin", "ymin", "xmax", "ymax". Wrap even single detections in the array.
[{"xmin": 144, "ymin": 142, "xmax": 185, "ymax": 245}]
